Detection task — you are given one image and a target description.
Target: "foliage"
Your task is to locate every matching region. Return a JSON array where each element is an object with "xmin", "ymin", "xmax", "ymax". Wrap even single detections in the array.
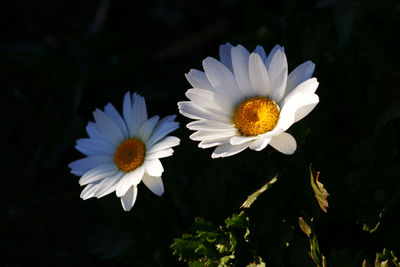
[{"xmin": 171, "ymin": 211, "xmax": 264, "ymax": 267}]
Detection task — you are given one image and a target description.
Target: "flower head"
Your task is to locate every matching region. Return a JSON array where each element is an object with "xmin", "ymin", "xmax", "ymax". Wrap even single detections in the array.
[
  {"xmin": 69, "ymin": 92, "xmax": 180, "ymax": 211},
  {"xmin": 178, "ymin": 43, "xmax": 319, "ymax": 158}
]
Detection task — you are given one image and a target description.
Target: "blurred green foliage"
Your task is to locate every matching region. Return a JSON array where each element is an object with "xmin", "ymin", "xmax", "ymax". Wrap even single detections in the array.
[{"xmin": 1, "ymin": 0, "xmax": 400, "ymax": 266}]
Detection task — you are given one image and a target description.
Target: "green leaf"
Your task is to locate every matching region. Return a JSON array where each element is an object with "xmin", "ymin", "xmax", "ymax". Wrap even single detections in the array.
[
  {"xmin": 375, "ymin": 249, "xmax": 400, "ymax": 267},
  {"xmin": 362, "ymin": 211, "xmax": 383, "ymax": 233},
  {"xmin": 310, "ymin": 164, "xmax": 329, "ymax": 213},
  {"xmin": 225, "ymin": 211, "xmax": 249, "ymax": 230},
  {"xmin": 298, "ymin": 217, "xmax": 312, "ymax": 238},
  {"xmin": 241, "ymin": 176, "xmax": 278, "ymax": 208},
  {"xmin": 298, "ymin": 217, "xmax": 327, "ymax": 267}
]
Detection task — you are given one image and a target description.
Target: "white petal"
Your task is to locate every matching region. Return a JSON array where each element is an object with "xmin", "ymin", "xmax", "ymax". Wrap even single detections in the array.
[
  {"xmin": 211, "ymin": 142, "xmax": 250, "ymax": 158},
  {"xmin": 265, "ymin": 44, "xmax": 282, "ymax": 70},
  {"xmin": 202, "ymin": 57, "xmax": 243, "ymax": 105},
  {"xmin": 230, "ymin": 135, "xmax": 258, "ymax": 145},
  {"xmin": 146, "ymin": 117, "xmax": 180, "ymax": 148},
  {"xmin": 249, "ymin": 53, "xmax": 271, "ymax": 96},
  {"xmin": 75, "ymin": 138, "xmax": 115, "ymax": 157},
  {"xmin": 274, "ymin": 93, "xmax": 301, "ymax": 132},
  {"xmin": 249, "ymin": 137, "xmax": 272, "ymax": 151},
  {"xmin": 143, "ymin": 159, "xmax": 164, "ymax": 177},
  {"xmin": 186, "ymin": 120, "xmax": 233, "ymax": 131},
  {"xmin": 131, "ymin": 93, "xmax": 148, "ymax": 137},
  {"xmin": 147, "ymin": 136, "xmax": 180, "ymax": 154},
  {"xmin": 269, "ymin": 132, "xmax": 297, "ymax": 155},
  {"xmin": 122, "ymin": 91, "xmax": 134, "ymax": 137},
  {"xmin": 268, "ymin": 48, "xmax": 288, "ymax": 102},
  {"xmin": 93, "ymin": 109, "xmax": 125, "ymax": 145},
  {"xmin": 146, "ymin": 148, "xmax": 174, "ymax": 160},
  {"xmin": 80, "ymin": 184, "xmax": 98, "ymax": 200},
  {"xmin": 120, "ymin": 185, "xmax": 138, "ymax": 212},
  {"xmin": 285, "ymin": 61, "xmax": 315, "ymax": 96},
  {"xmin": 116, "ymin": 166, "xmax": 145, "ymax": 197},
  {"xmin": 219, "ymin": 42, "xmax": 234, "ymax": 71},
  {"xmin": 139, "ymin": 115, "xmax": 159, "ymax": 142},
  {"xmin": 178, "ymin": 101, "xmax": 231, "ymax": 123},
  {"xmin": 104, "ymin": 103, "xmax": 129, "ymax": 139},
  {"xmin": 254, "ymin": 45, "xmax": 267, "ymax": 62},
  {"xmin": 95, "ymin": 171, "xmax": 124, "ymax": 198},
  {"xmin": 199, "ymin": 138, "xmax": 230, "ymax": 148},
  {"xmin": 281, "ymin": 78, "xmax": 319, "ymax": 107},
  {"xmin": 69, "ymin": 155, "xmax": 113, "ymax": 176},
  {"xmin": 231, "ymin": 45, "xmax": 254, "ymax": 96},
  {"xmin": 185, "ymin": 69, "xmax": 214, "ymax": 91},
  {"xmin": 185, "ymin": 89, "xmax": 232, "ymax": 116},
  {"xmin": 294, "ymin": 94, "xmax": 319, "ymax": 123},
  {"xmin": 142, "ymin": 174, "xmax": 164, "ymax": 196},
  {"xmin": 79, "ymin": 163, "xmax": 118, "ymax": 185},
  {"xmin": 86, "ymin": 122, "xmax": 105, "ymax": 140},
  {"xmin": 190, "ymin": 129, "xmax": 237, "ymax": 141}
]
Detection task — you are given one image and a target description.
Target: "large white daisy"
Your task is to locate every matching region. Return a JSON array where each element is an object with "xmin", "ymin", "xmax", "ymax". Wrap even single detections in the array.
[
  {"xmin": 178, "ymin": 43, "xmax": 319, "ymax": 158},
  {"xmin": 69, "ymin": 92, "xmax": 180, "ymax": 211}
]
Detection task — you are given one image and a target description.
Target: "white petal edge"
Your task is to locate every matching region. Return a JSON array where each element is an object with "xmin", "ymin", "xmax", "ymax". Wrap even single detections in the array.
[
  {"xmin": 267, "ymin": 48, "xmax": 288, "ymax": 102},
  {"xmin": 230, "ymin": 135, "xmax": 258, "ymax": 145},
  {"xmin": 269, "ymin": 132, "xmax": 297, "ymax": 155},
  {"xmin": 69, "ymin": 155, "xmax": 113, "ymax": 176},
  {"xmin": 231, "ymin": 45, "xmax": 254, "ymax": 96},
  {"xmin": 116, "ymin": 166, "xmax": 145, "ymax": 197},
  {"xmin": 93, "ymin": 109, "xmax": 125, "ymax": 146},
  {"xmin": 211, "ymin": 142, "xmax": 251, "ymax": 158},
  {"xmin": 123, "ymin": 91, "xmax": 134, "ymax": 137},
  {"xmin": 75, "ymin": 138, "xmax": 115, "ymax": 157},
  {"xmin": 131, "ymin": 93, "xmax": 148, "ymax": 137},
  {"xmin": 104, "ymin": 103, "xmax": 129, "ymax": 139},
  {"xmin": 120, "ymin": 185, "xmax": 138, "ymax": 212},
  {"xmin": 139, "ymin": 115, "xmax": 159, "ymax": 142},
  {"xmin": 146, "ymin": 148, "xmax": 174, "ymax": 160},
  {"xmin": 79, "ymin": 163, "xmax": 118, "ymax": 185},
  {"xmin": 285, "ymin": 60, "xmax": 315, "ymax": 96},
  {"xmin": 249, "ymin": 52, "xmax": 271, "ymax": 96},
  {"xmin": 142, "ymin": 174, "xmax": 164, "ymax": 196},
  {"xmin": 143, "ymin": 159, "xmax": 164, "ymax": 177},
  {"xmin": 249, "ymin": 137, "xmax": 272, "ymax": 151},
  {"xmin": 294, "ymin": 94, "xmax": 319, "ymax": 123},
  {"xmin": 185, "ymin": 69, "xmax": 214, "ymax": 91},
  {"xmin": 147, "ymin": 136, "xmax": 180, "ymax": 154},
  {"xmin": 219, "ymin": 42, "xmax": 234, "ymax": 71},
  {"xmin": 202, "ymin": 57, "xmax": 243, "ymax": 105}
]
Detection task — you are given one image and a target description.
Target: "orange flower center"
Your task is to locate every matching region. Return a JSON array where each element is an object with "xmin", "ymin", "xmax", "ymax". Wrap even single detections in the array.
[
  {"xmin": 233, "ymin": 97, "xmax": 280, "ymax": 136},
  {"xmin": 114, "ymin": 138, "xmax": 146, "ymax": 173}
]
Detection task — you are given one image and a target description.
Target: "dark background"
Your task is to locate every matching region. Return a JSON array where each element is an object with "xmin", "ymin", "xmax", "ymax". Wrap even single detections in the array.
[{"xmin": 1, "ymin": 0, "xmax": 400, "ymax": 266}]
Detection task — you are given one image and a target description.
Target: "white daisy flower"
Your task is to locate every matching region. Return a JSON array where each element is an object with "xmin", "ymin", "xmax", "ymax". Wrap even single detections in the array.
[
  {"xmin": 178, "ymin": 43, "xmax": 319, "ymax": 158},
  {"xmin": 69, "ymin": 92, "xmax": 180, "ymax": 211}
]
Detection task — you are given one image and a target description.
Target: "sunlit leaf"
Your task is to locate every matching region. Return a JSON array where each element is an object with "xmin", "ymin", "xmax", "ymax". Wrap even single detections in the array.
[
  {"xmin": 298, "ymin": 217, "xmax": 311, "ymax": 238},
  {"xmin": 241, "ymin": 176, "xmax": 278, "ymax": 209},
  {"xmin": 310, "ymin": 164, "xmax": 329, "ymax": 213}
]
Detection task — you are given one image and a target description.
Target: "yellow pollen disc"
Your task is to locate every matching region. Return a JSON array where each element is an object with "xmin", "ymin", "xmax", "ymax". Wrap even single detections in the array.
[
  {"xmin": 233, "ymin": 97, "xmax": 280, "ymax": 136},
  {"xmin": 114, "ymin": 138, "xmax": 146, "ymax": 173}
]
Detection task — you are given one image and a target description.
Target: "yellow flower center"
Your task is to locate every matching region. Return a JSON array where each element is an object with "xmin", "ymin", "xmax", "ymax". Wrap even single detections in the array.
[
  {"xmin": 233, "ymin": 97, "xmax": 280, "ymax": 136},
  {"xmin": 114, "ymin": 138, "xmax": 146, "ymax": 173}
]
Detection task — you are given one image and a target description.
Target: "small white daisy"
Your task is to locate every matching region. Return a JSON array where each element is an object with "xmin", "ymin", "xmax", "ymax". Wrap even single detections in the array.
[
  {"xmin": 69, "ymin": 92, "xmax": 180, "ymax": 211},
  {"xmin": 178, "ymin": 43, "xmax": 319, "ymax": 158}
]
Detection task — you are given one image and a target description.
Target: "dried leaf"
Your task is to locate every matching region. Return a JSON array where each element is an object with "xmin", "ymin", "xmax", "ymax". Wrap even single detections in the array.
[
  {"xmin": 241, "ymin": 176, "xmax": 277, "ymax": 209},
  {"xmin": 310, "ymin": 164, "xmax": 329, "ymax": 213}
]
